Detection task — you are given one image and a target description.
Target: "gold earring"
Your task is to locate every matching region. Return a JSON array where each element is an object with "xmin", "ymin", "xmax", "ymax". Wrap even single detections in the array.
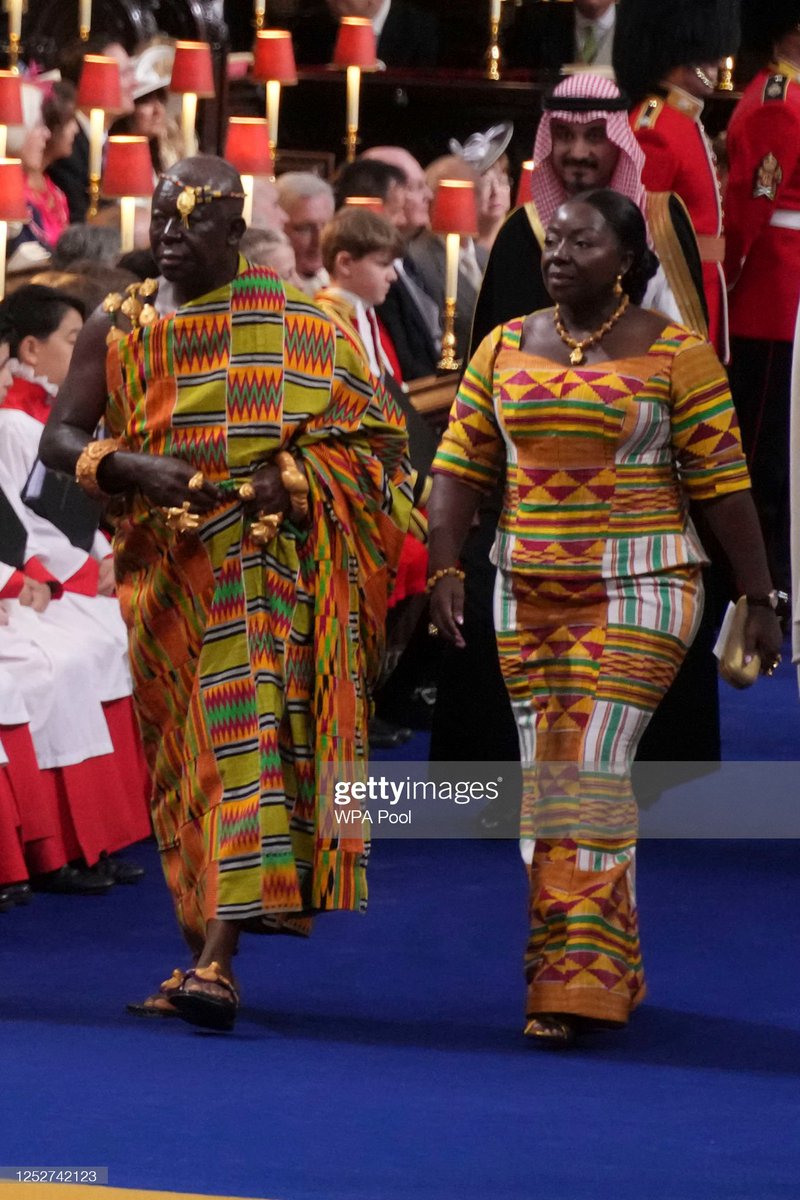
[{"xmin": 613, "ymin": 273, "xmax": 624, "ymax": 297}]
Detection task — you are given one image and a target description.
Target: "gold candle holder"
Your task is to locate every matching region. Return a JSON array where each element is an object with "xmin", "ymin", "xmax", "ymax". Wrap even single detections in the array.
[
  {"xmin": 717, "ymin": 56, "xmax": 734, "ymax": 92},
  {"xmin": 438, "ymin": 297, "xmax": 458, "ymax": 372},
  {"xmin": 7, "ymin": 29, "xmax": 20, "ymax": 74},
  {"xmin": 4, "ymin": 0, "xmax": 23, "ymax": 74},
  {"xmin": 265, "ymin": 79, "xmax": 281, "ymax": 180},
  {"xmin": 79, "ymin": 25, "xmax": 90, "ymax": 41},
  {"xmin": 485, "ymin": 17, "xmax": 501, "ymax": 81},
  {"xmin": 345, "ymin": 64, "xmax": 361, "ymax": 164},
  {"xmin": 87, "ymin": 172, "xmax": 101, "ymax": 218}
]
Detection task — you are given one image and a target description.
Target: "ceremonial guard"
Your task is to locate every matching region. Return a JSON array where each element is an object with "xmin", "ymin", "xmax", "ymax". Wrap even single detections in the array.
[
  {"xmin": 724, "ymin": 0, "xmax": 800, "ymax": 593},
  {"xmin": 614, "ymin": 0, "xmax": 740, "ymax": 360}
]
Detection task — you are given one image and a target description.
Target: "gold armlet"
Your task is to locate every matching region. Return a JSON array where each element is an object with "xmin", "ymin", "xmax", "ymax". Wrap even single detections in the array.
[
  {"xmin": 276, "ymin": 449, "xmax": 310, "ymax": 522},
  {"xmin": 75, "ymin": 438, "xmax": 123, "ymax": 499}
]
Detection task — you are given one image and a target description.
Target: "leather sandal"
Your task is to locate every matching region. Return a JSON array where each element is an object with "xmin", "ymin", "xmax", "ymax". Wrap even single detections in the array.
[
  {"xmin": 524, "ymin": 1014, "xmax": 576, "ymax": 1047},
  {"xmin": 126, "ymin": 968, "xmax": 186, "ymax": 1018},
  {"xmin": 168, "ymin": 961, "xmax": 239, "ymax": 1031}
]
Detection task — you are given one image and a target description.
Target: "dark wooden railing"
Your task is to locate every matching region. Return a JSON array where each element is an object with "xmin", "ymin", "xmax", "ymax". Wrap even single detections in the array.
[{"xmin": 14, "ymin": 0, "xmax": 740, "ymax": 171}]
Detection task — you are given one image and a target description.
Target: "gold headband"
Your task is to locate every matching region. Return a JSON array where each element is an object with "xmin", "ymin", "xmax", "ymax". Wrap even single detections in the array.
[{"xmin": 159, "ymin": 175, "xmax": 246, "ymax": 227}]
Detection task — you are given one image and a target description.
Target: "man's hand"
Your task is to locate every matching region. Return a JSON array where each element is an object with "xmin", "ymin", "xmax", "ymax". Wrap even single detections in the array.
[
  {"xmin": 107, "ymin": 453, "xmax": 224, "ymax": 511},
  {"xmin": 247, "ymin": 463, "xmax": 291, "ymax": 518},
  {"xmin": 97, "ymin": 558, "xmax": 116, "ymax": 596},
  {"xmin": 19, "ymin": 578, "xmax": 52, "ymax": 612}
]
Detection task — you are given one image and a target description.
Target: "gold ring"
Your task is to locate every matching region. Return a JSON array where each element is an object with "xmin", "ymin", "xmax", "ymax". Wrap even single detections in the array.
[
  {"xmin": 238, "ymin": 482, "xmax": 256, "ymax": 502},
  {"xmin": 427, "ymin": 622, "xmax": 439, "ymax": 637},
  {"xmin": 187, "ymin": 471, "xmax": 205, "ymax": 491}
]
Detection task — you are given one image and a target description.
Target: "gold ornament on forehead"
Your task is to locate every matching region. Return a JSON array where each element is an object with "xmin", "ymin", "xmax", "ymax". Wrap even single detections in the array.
[
  {"xmin": 160, "ymin": 174, "xmax": 248, "ymax": 229},
  {"xmin": 176, "ymin": 185, "xmax": 198, "ymax": 226}
]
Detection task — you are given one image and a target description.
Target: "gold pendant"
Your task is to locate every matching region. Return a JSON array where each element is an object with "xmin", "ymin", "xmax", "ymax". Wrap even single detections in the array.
[
  {"xmin": 139, "ymin": 304, "xmax": 157, "ymax": 327},
  {"xmin": 569, "ymin": 347, "xmax": 585, "ymax": 365}
]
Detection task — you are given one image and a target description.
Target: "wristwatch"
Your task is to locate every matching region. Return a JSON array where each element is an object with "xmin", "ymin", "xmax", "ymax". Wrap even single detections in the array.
[{"xmin": 745, "ymin": 590, "xmax": 788, "ymax": 613}]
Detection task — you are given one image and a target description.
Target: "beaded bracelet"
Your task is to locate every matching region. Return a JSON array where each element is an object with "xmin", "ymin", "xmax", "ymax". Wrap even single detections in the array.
[{"xmin": 426, "ymin": 566, "xmax": 465, "ymax": 593}]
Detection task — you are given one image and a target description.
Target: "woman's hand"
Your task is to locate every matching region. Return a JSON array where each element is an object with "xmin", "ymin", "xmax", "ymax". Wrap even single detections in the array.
[
  {"xmin": 744, "ymin": 607, "xmax": 783, "ymax": 676},
  {"xmin": 429, "ymin": 576, "xmax": 466, "ymax": 648}
]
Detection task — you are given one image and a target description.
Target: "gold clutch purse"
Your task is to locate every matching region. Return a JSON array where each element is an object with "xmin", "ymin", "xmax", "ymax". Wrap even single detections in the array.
[{"xmin": 716, "ymin": 596, "xmax": 760, "ymax": 689}]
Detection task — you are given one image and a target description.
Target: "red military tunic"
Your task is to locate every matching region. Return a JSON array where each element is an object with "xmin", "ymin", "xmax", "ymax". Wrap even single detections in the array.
[
  {"xmin": 725, "ymin": 59, "xmax": 800, "ymax": 343},
  {"xmin": 631, "ymin": 87, "xmax": 727, "ymax": 359}
]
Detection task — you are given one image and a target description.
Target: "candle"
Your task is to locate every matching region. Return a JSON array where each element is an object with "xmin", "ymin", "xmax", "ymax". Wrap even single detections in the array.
[
  {"xmin": 181, "ymin": 92, "xmax": 198, "ymax": 156},
  {"xmin": 88, "ymin": 106, "xmax": 104, "ymax": 179},
  {"xmin": 79, "ymin": 0, "xmax": 91, "ymax": 34},
  {"xmin": 119, "ymin": 195, "xmax": 136, "ymax": 253},
  {"xmin": 266, "ymin": 79, "xmax": 281, "ymax": 172},
  {"xmin": 490, "ymin": 0, "xmax": 501, "ymax": 24},
  {"xmin": 6, "ymin": 0, "xmax": 22, "ymax": 40},
  {"xmin": 254, "ymin": 0, "xmax": 266, "ymax": 19},
  {"xmin": 346, "ymin": 64, "xmax": 360, "ymax": 129},
  {"xmin": 241, "ymin": 174, "xmax": 254, "ymax": 225},
  {"xmin": 444, "ymin": 232, "xmax": 460, "ymax": 304}
]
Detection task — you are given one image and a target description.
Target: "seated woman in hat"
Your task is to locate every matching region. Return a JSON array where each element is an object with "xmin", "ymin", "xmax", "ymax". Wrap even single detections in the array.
[{"xmin": 111, "ymin": 42, "xmax": 184, "ymax": 179}]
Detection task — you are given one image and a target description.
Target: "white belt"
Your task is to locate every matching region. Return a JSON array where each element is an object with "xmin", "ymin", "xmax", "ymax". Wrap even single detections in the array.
[{"xmin": 769, "ymin": 209, "xmax": 800, "ymax": 229}]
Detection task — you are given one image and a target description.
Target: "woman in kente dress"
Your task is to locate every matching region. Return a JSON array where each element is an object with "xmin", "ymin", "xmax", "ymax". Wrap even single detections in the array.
[{"xmin": 428, "ymin": 190, "xmax": 781, "ymax": 1045}]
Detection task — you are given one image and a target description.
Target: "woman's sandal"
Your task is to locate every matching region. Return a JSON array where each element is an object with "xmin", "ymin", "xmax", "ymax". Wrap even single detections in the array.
[
  {"xmin": 126, "ymin": 968, "xmax": 186, "ymax": 1018},
  {"xmin": 523, "ymin": 1014, "xmax": 576, "ymax": 1047},
  {"xmin": 168, "ymin": 961, "xmax": 239, "ymax": 1032}
]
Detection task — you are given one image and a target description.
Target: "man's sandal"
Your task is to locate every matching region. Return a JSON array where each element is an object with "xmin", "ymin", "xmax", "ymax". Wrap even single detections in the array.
[
  {"xmin": 523, "ymin": 1014, "xmax": 576, "ymax": 1047},
  {"xmin": 168, "ymin": 961, "xmax": 239, "ymax": 1032},
  {"xmin": 126, "ymin": 968, "xmax": 186, "ymax": 1018}
]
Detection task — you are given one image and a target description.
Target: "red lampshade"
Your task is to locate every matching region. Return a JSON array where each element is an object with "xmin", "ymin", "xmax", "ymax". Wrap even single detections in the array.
[
  {"xmin": 0, "ymin": 71, "xmax": 23, "ymax": 127},
  {"xmin": 225, "ymin": 117, "xmax": 272, "ymax": 176},
  {"xmin": 332, "ymin": 18, "xmax": 377, "ymax": 68},
  {"xmin": 170, "ymin": 41, "xmax": 215, "ymax": 98},
  {"xmin": 253, "ymin": 30, "xmax": 297, "ymax": 83},
  {"xmin": 102, "ymin": 136, "xmax": 154, "ymax": 198},
  {"xmin": 430, "ymin": 180, "xmax": 478, "ymax": 236},
  {"xmin": 344, "ymin": 196, "xmax": 384, "ymax": 213},
  {"xmin": 0, "ymin": 158, "xmax": 27, "ymax": 221},
  {"xmin": 515, "ymin": 160, "xmax": 534, "ymax": 207},
  {"xmin": 77, "ymin": 55, "xmax": 123, "ymax": 113}
]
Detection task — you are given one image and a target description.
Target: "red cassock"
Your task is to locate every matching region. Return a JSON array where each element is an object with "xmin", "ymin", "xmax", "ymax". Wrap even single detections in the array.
[
  {"xmin": 725, "ymin": 61, "xmax": 800, "ymax": 344},
  {"xmin": 631, "ymin": 89, "xmax": 727, "ymax": 359}
]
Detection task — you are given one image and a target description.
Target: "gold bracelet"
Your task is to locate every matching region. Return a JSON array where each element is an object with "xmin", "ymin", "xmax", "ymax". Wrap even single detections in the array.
[
  {"xmin": 75, "ymin": 438, "xmax": 122, "ymax": 499},
  {"xmin": 425, "ymin": 566, "xmax": 465, "ymax": 593},
  {"xmin": 275, "ymin": 449, "xmax": 310, "ymax": 522}
]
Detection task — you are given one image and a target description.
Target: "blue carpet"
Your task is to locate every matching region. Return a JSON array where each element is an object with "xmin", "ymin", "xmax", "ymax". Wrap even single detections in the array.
[
  {"xmin": 2, "ymin": 835, "xmax": 800, "ymax": 1200},
  {"xmin": 2, "ymin": 653, "xmax": 799, "ymax": 1200},
  {"xmin": 719, "ymin": 636, "xmax": 798, "ymax": 759}
]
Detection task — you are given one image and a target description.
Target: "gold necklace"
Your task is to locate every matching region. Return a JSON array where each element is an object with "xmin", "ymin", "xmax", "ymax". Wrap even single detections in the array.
[{"xmin": 554, "ymin": 294, "xmax": 630, "ymax": 365}]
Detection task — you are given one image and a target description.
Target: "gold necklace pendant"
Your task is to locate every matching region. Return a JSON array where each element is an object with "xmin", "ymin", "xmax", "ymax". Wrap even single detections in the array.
[{"xmin": 554, "ymin": 294, "xmax": 630, "ymax": 366}]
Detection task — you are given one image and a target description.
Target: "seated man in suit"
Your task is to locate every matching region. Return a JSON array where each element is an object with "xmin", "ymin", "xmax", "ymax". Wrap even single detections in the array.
[
  {"xmin": 275, "ymin": 172, "xmax": 335, "ymax": 296},
  {"xmin": 504, "ymin": 0, "xmax": 617, "ymax": 72},
  {"xmin": 359, "ymin": 146, "xmax": 441, "ymax": 381},
  {"xmin": 291, "ymin": 0, "xmax": 440, "ymax": 69}
]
